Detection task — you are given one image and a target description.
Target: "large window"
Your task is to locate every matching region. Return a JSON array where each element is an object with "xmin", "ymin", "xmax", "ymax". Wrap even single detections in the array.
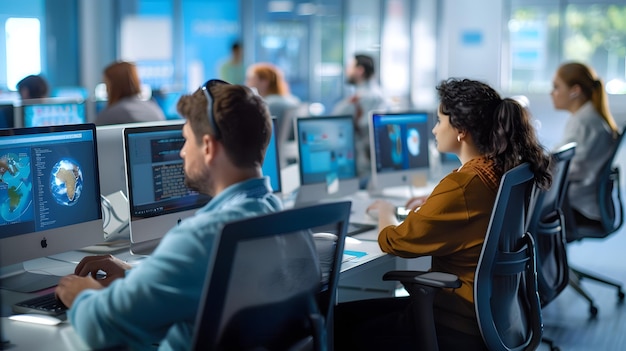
[
  {"xmin": 5, "ymin": 17, "xmax": 41, "ymax": 90},
  {"xmin": 507, "ymin": 0, "xmax": 626, "ymax": 94}
]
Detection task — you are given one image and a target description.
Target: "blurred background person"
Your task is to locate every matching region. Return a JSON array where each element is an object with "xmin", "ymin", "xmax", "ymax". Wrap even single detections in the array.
[
  {"xmin": 333, "ymin": 54, "xmax": 388, "ymax": 186},
  {"xmin": 218, "ymin": 41, "xmax": 245, "ymax": 85},
  {"xmin": 95, "ymin": 61, "xmax": 166, "ymax": 126},
  {"xmin": 17, "ymin": 74, "xmax": 49, "ymax": 100},
  {"xmin": 246, "ymin": 62, "xmax": 301, "ymax": 165},
  {"xmin": 551, "ymin": 62, "xmax": 619, "ymax": 230}
]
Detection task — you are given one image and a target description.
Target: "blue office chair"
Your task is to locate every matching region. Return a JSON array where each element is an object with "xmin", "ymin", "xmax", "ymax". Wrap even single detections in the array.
[
  {"xmin": 565, "ymin": 127, "xmax": 626, "ymax": 317},
  {"xmin": 383, "ymin": 163, "xmax": 542, "ymax": 351},
  {"xmin": 525, "ymin": 143, "xmax": 576, "ymax": 351},
  {"xmin": 526, "ymin": 143, "xmax": 575, "ymax": 307},
  {"xmin": 191, "ymin": 201, "xmax": 351, "ymax": 351}
]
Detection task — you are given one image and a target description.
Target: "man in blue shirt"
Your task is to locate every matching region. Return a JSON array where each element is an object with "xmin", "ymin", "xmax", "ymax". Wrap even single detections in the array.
[{"xmin": 55, "ymin": 80, "xmax": 283, "ymax": 350}]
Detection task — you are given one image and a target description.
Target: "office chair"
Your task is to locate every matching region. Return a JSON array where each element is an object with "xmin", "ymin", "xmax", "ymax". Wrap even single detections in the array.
[
  {"xmin": 383, "ymin": 163, "xmax": 542, "ymax": 351},
  {"xmin": 525, "ymin": 143, "xmax": 576, "ymax": 351},
  {"xmin": 526, "ymin": 143, "xmax": 575, "ymax": 307},
  {"xmin": 191, "ymin": 201, "xmax": 351, "ymax": 351},
  {"xmin": 565, "ymin": 127, "xmax": 626, "ymax": 317}
]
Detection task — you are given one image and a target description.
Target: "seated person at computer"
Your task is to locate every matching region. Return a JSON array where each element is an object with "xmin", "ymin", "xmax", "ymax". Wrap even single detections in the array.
[
  {"xmin": 94, "ymin": 61, "xmax": 166, "ymax": 125},
  {"xmin": 550, "ymin": 62, "xmax": 619, "ymax": 229},
  {"xmin": 17, "ymin": 74, "xmax": 49, "ymax": 99},
  {"xmin": 334, "ymin": 78, "xmax": 552, "ymax": 351},
  {"xmin": 55, "ymin": 80, "xmax": 282, "ymax": 350},
  {"xmin": 333, "ymin": 53, "xmax": 388, "ymax": 185},
  {"xmin": 245, "ymin": 63, "xmax": 300, "ymax": 136}
]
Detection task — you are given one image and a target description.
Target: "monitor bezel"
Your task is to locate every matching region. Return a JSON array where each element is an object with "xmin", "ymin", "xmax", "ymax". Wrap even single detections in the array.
[{"xmin": 368, "ymin": 110, "xmax": 432, "ymax": 192}]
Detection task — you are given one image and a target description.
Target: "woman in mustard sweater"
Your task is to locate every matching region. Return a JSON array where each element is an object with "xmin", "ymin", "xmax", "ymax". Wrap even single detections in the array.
[{"xmin": 334, "ymin": 78, "xmax": 552, "ymax": 351}]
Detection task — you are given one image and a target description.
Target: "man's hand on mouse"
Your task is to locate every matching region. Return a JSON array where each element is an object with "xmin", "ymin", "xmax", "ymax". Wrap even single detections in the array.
[{"xmin": 74, "ymin": 254, "xmax": 132, "ymax": 287}]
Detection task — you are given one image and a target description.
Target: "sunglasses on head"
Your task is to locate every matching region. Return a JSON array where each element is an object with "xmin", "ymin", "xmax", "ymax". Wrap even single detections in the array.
[{"xmin": 201, "ymin": 79, "xmax": 230, "ymax": 138}]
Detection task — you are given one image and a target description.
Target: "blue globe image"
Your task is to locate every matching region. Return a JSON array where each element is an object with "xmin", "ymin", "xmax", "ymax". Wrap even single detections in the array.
[{"xmin": 50, "ymin": 159, "xmax": 83, "ymax": 206}]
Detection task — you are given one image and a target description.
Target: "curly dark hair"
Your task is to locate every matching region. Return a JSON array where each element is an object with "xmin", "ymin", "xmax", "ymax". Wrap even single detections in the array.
[{"xmin": 437, "ymin": 78, "xmax": 552, "ymax": 189}]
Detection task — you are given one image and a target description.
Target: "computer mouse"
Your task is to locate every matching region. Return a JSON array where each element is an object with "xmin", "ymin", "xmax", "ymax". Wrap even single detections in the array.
[{"xmin": 9, "ymin": 313, "xmax": 64, "ymax": 326}]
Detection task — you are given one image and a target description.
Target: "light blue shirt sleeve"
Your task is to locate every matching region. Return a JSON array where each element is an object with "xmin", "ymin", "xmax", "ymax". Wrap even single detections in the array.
[{"xmin": 67, "ymin": 178, "xmax": 282, "ymax": 351}]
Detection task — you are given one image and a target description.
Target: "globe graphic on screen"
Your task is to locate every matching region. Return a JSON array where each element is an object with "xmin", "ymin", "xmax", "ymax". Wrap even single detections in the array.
[{"xmin": 50, "ymin": 159, "xmax": 83, "ymax": 206}]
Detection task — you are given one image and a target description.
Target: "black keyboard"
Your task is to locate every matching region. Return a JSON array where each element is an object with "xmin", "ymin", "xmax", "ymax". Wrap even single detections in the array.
[
  {"xmin": 13, "ymin": 292, "xmax": 68, "ymax": 317},
  {"xmin": 347, "ymin": 222, "xmax": 376, "ymax": 236}
]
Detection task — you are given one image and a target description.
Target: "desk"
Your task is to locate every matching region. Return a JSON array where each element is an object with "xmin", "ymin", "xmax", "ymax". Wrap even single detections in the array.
[{"xmin": 1, "ymin": 183, "xmax": 437, "ymax": 349}]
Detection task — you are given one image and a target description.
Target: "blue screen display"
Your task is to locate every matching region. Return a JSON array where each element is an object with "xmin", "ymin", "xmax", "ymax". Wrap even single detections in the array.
[
  {"xmin": 0, "ymin": 126, "xmax": 101, "ymax": 239},
  {"xmin": 297, "ymin": 116, "xmax": 356, "ymax": 185},
  {"xmin": 261, "ymin": 119, "xmax": 281, "ymax": 193},
  {"xmin": 371, "ymin": 112, "xmax": 430, "ymax": 173},
  {"xmin": 23, "ymin": 100, "xmax": 86, "ymax": 127}
]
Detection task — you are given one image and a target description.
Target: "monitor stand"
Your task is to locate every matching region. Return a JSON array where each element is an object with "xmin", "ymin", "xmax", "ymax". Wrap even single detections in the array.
[{"xmin": 0, "ymin": 263, "xmax": 60, "ymax": 293}]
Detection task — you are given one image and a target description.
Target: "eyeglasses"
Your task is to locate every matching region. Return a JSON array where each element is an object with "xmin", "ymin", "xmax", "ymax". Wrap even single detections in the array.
[{"xmin": 201, "ymin": 79, "xmax": 230, "ymax": 139}]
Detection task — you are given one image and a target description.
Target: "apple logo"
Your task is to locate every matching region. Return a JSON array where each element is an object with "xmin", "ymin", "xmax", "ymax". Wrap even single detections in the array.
[{"xmin": 41, "ymin": 237, "xmax": 48, "ymax": 248}]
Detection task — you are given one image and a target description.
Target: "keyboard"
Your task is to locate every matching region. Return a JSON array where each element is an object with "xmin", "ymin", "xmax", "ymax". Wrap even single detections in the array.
[
  {"xmin": 347, "ymin": 222, "xmax": 376, "ymax": 236},
  {"xmin": 13, "ymin": 292, "xmax": 68, "ymax": 317}
]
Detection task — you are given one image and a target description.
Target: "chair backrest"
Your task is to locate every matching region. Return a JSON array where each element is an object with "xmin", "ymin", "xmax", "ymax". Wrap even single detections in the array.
[
  {"xmin": 475, "ymin": 163, "xmax": 543, "ymax": 351},
  {"xmin": 571, "ymin": 126, "xmax": 625, "ymax": 240},
  {"xmin": 191, "ymin": 201, "xmax": 351, "ymax": 351},
  {"xmin": 526, "ymin": 143, "xmax": 575, "ymax": 306}
]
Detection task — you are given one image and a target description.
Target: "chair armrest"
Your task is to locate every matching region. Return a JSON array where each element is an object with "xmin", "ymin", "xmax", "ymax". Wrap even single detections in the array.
[{"xmin": 383, "ymin": 271, "xmax": 461, "ymax": 289}]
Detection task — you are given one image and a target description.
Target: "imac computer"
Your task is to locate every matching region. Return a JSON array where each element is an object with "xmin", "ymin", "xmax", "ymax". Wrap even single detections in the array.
[
  {"xmin": 123, "ymin": 123, "xmax": 212, "ymax": 255},
  {"xmin": 0, "ymin": 103, "xmax": 15, "ymax": 129},
  {"xmin": 263, "ymin": 118, "xmax": 282, "ymax": 194},
  {"xmin": 368, "ymin": 111, "xmax": 431, "ymax": 193},
  {"xmin": 0, "ymin": 124, "xmax": 103, "ymax": 292},
  {"xmin": 294, "ymin": 115, "xmax": 359, "ymax": 206},
  {"xmin": 17, "ymin": 97, "xmax": 86, "ymax": 128},
  {"xmin": 96, "ymin": 120, "xmax": 185, "ymax": 198}
]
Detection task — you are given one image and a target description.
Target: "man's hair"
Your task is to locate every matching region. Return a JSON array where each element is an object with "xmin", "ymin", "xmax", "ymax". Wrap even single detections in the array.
[
  {"xmin": 17, "ymin": 75, "xmax": 49, "ymax": 99},
  {"xmin": 354, "ymin": 54, "xmax": 375, "ymax": 80},
  {"xmin": 177, "ymin": 84, "xmax": 271, "ymax": 169}
]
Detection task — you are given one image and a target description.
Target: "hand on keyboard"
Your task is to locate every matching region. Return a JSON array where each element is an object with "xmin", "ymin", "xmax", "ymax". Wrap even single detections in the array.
[{"xmin": 13, "ymin": 292, "xmax": 68, "ymax": 317}]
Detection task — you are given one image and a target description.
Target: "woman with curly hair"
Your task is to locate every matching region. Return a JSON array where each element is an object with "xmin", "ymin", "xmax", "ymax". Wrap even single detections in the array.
[{"xmin": 334, "ymin": 78, "xmax": 552, "ymax": 351}]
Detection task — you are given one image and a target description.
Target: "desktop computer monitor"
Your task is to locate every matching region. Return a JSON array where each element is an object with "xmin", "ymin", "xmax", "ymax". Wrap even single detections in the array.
[
  {"xmin": 368, "ymin": 111, "xmax": 431, "ymax": 191},
  {"xmin": 294, "ymin": 115, "xmax": 359, "ymax": 205},
  {"xmin": 18, "ymin": 97, "xmax": 86, "ymax": 128},
  {"xmin": 123, "ymin": 123, "xmax": 212, "ymax": 255},
  {"xmin": 263, "ymin": 118, "xmax": 282, "ymax": 194},
  {"xmin": 96, "ymin": 120, "xmax": 185, "ymax": 198},
  {"xmin": 0, "ymin": 124, "xmax": 103, "ymax": 292},
  {"xmin": 0, "ymin": 103, "xmax": 15, "ymax": 129}
]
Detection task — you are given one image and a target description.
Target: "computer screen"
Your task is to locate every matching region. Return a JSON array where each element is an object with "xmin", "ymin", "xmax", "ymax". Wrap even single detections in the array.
[
  {"xmin": 369, "ymin": 111, "xmax": 431, "ymax": 191},
  {"xmin": 18, "ymin": 97, "xmax": 86, "ymax": 127},
  {"xmin": 123, "ymin": 123, "xmax": 212, "ymax": 254},
  {"xmin": 152, "ymin": 90, "xmax": 184, "ymax": 120},
  {"xmin": 96, "ymin": 120, "xmax": 185, "ymax": 198},
  {"xmin": 294, "ymin": 115, "xmax": 359, "ymax": 205},
  {"xmin": 0, "ymin": 103, "xmax": 15, "ymax": 129},
  {"xmin": 0, "ymin": 124, "xmax": 103, "ymax": 292},
  {"xmin": 262, "ymin": 118, "xmax": 281, "ymax": 194}
]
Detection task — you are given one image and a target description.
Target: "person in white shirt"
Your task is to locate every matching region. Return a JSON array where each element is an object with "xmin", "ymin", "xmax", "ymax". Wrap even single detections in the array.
[{"xmin": 551, "ymin": 61, "xmax": 619, "ymax": 232}]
